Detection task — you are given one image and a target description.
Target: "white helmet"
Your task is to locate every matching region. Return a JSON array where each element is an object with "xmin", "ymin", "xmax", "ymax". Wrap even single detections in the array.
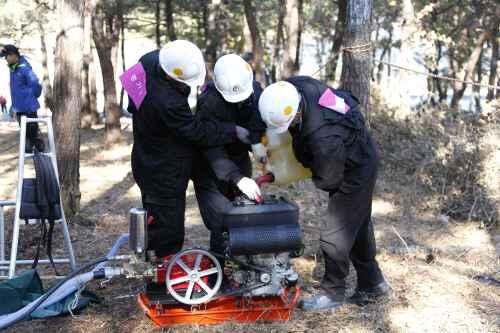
[
  {"xmin": 213, "ymin": 54, "xmax": 254, "ymax": 103},
  {"xmin": 159, "ymin": 40, "xmax": 206, "ymax": 88},
  {"xmin": 258, "ymin": 81, "xmax": 301, "ymax": 134}
]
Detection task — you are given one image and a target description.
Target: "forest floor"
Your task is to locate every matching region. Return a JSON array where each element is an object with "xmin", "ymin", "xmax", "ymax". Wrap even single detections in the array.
[{"xmin": 0, "ymin": 102, "xmax": 498, "ymax": 332}]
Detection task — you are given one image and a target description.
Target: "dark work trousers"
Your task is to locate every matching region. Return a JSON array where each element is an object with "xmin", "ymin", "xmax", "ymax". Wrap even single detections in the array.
[
  {"xmin": 1, "ymin": 104, "xmax": 6, "ymax": 114},
  {"xmin": 16, "ymin": 112, "xmax": 43, "ymax": 151},
  {"xmin": 141, "ymin": 160, "xmax": 192, "ymax": 258},
  {"xmin": 320, "ymin": 155, "xmax": 384, "ymax": 292},
  {"xmin": 192, "ymin": 152, "xmax": 252, "ymax": 256}
]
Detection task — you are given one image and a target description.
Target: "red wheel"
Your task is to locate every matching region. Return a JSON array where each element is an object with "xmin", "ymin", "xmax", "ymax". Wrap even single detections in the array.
[{"xmin": 165, "ymin": 248, "xmax": 222, "ymax": 305}]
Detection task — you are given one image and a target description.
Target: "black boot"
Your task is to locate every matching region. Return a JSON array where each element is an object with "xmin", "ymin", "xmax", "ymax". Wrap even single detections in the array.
[
  {"xmin": 349, "ymin": 281, "xmax": 392, "ymax": 305},
  {"xmin": 299, "ymin": 287, "xmax": 346, "ymax": 311}
]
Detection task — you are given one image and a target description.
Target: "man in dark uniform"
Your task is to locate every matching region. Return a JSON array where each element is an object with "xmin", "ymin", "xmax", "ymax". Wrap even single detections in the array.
[
  {"xmin": 258, "ymin": 77, "xmax": 390, "ymax": 310},
  {"xmin": 123, "ymin": 40, "xmax": 253, "ymax": 258},
  {"xmin": 192, "ymin": 54, "xmax": 266, "ymax": 256}
]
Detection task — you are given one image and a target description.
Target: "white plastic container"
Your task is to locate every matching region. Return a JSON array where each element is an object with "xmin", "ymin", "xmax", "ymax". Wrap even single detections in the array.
[{"xmin": 263, "ymin": 129, "xmax": 312, "ymax": 185}]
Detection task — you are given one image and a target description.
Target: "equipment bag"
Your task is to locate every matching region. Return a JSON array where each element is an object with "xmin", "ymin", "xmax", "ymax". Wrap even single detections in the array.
[
  {"xmin": 19, "ymin": 151, "xmax": 62, "ymax": 274},
  {"xmin": 0, "ymin": 269, "xmax": 98, "ymax": 318}
]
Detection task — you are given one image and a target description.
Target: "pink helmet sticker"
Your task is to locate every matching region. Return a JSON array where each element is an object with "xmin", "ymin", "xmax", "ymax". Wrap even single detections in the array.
[
  {"xmin": 120, "ymin": 63, "xmax": 147, "ymax": 109},
  {"xmin": 318, "ymin": 88, "xmax": 350, "ymax": 114}
]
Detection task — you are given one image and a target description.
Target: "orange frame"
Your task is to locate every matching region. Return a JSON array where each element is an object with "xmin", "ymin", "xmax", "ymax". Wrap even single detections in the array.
[{"xmin": 137, "ymin": 287, "xmax": 301, "ymax": 327}]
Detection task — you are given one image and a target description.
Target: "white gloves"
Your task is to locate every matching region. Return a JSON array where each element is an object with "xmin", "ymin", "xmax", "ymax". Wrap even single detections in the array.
[
  {"xmin": 235, "ymin": 126, "xmax": 250, "ymax": 144},
  {"xmin": 237, "ymin": 177, "xmax": 262, "ymax": 202},
  {"xmin": 251, "ymin": 143, "xmax": 268, "ymax": 164}
]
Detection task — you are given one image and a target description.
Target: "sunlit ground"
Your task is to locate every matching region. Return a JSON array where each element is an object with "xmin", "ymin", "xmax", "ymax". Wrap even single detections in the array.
[{"xmin": 0, "ymin": 119, "xmax": 498, "ymax": 333}]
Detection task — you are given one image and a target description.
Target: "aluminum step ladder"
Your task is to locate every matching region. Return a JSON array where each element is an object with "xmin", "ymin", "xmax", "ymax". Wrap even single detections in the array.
[{"xmin": 0, "ymin": 116, "xmax": 77, "ymax": 278}]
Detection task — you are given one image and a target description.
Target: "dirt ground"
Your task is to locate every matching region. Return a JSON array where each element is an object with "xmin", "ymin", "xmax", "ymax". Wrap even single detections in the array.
[{"xmin": 0, "ymin": 111, "xmax": 498, "ymax": 332}]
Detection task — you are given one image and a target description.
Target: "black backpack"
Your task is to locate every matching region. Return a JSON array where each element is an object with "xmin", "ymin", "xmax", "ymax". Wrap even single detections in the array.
[{"xmin": 20, "ymin": 151, "xmax": 61, "ymax": 274}]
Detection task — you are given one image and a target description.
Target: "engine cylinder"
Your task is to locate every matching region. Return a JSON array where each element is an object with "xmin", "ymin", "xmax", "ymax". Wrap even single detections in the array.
[{"xmin": 129, "ymin": 208, "xmax": 148, "ymax": 254}]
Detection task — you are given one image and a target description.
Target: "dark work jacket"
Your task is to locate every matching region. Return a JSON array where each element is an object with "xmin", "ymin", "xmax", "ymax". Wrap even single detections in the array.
[
  {"xmin": 195, "ymin": 81, "xmax": 266, "ymax": 184},
  {"xmin": 128, "ymin": 50, "xmax": 237, "ymax": 202},
  {"xmin": 286, "ymin": 76, "xmax": 379, "ymax": 194}
]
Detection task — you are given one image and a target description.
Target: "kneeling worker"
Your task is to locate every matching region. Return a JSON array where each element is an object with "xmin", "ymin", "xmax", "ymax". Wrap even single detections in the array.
[{"xmin": 258, "ymin": 77, "xmax": 391, "ymax": 310}]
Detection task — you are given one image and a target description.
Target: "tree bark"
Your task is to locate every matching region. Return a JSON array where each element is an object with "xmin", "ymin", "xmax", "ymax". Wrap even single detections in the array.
[
  {"xmin": 89, "ymin": 46, "xmax": 98, "ymax": 121},
  {"xmin": 119, "ymin": 15, "xmax": 126, "ymax": 111},
  {"xmin": 281, "ymin": 0, "xmax": 300, "ymax": 78},
  {"xmin": 450, "ymin": 30, "xmax": 490, "ymax": 109},
  {"xmin": 92, "ymin": 0, "xmax": 122, "ymax": 143},
  {"xmin": 295, "ymin": 0, "xmax": 304, "ymax": 69},
  {"xmin": 34, "ymin": 0, "xmax": 54, "ymax": 113},
  {"xmin": 81, "ymin": 0, "xmax": 100, "ymax": 128},
  {"xmin": 164, "ymin": 0, "xmax": 177, "ymax": 41},
  {"xmin": 473, "ymin": 50, "xmax": 482, "ymax": 112},
  {"xmin": 243, "ymin": 0, "xmax": 266, "ymax": 86},
  {"xmin": 271, "ymin": 0, "xmax": 286, "ymax": 82},
  {"xmin": 340, "ymin": 0, "xmax": 373, "ymax": 121},
  {"xmin": 326, "ymin": 0, "xmax": 347, "ymax": 83},
  {"xmin": 155, "ymin": 0, "xmax": 161, "ymax": 48},
  {"xmin": 203, "ymin": 0, "xmax": 219, "ymax": 66},
  {"xmin": 487, "ymin": 18, "xmax": 499, "ymax": 101},
  {"xmin": 434, "ymin": 41, "xmax": 447, "ymax": 102},
  {"xmin": 395, "ymin": 0, "xmax": 417, "ymax": 114},
  {"xmin": 376, "ymin": 44, "xmax": 388, "ymax": 83},
  {"xmin": 53, "ymin": 0, "xmax": 84, "ymax": 216},
  {"xmin": 371, "ymin": 17, "xmax": 380, "ymax": 81},
  {"xmin": 38, "ymin": 20, "xmax": 54, "ymax": 112}
]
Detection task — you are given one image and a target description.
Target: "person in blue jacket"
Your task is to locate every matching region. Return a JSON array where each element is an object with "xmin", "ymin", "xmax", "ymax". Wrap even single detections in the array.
[{"xmin": 1, "ymin": 45, "xmax": 44, "ymax": 152}]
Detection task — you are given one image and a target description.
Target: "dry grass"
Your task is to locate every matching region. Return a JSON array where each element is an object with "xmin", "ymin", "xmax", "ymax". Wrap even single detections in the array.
[{"xmin": 0, "ymin": 100, "xmax": 499, "ymax": 333}]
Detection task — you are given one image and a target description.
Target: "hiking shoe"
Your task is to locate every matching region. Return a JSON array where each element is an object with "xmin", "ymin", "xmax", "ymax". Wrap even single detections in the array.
[
  {"xmin": 299, "ymin": 289, "xmax": 346, "ymax": 311},
  {"xmin": 349, "ymin": 281, "xmax": 392, "ymax": 305}
]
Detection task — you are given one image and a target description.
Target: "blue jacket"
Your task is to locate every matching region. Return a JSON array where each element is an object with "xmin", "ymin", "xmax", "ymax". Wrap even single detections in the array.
[{"xmin": 9, "ymin": 56, "xmax": 42, "ymax": 113}]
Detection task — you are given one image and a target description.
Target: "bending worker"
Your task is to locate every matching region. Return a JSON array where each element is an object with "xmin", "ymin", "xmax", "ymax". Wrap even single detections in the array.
[
  {"xmin": 193, "ymin": 53, "xmax": 266, "ymax": 256},
  {"xmin": 125, "ymin": 40, "xmax": 258, "ymax": 259},
  {"xmin": 258, "ymin": 77, "xmax": 391, "ymax": 311}
]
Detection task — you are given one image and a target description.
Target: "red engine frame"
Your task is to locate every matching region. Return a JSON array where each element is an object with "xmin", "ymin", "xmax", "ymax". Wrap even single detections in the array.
[{"xmin": 138, "ymin": 287, "xmax": 301, "ymax": 327}]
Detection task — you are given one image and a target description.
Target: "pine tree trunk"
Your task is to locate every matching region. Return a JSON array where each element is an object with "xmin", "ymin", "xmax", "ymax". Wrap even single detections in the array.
[
  {"xmin": 473, "ymin": 51, "xmax": 482, "ymax": 112},
  {"xmin": 340, "ymin": 0, "xmax": 373, "ymax": 121},
  {"xmin": 203, "ymin": 0, "xmax": 219, "ymax": 66},
  {"xmin": 81, "ymin": 0, "xmax": 97, "ymax": 128},
  {"xmin": 53, "ymin": 0, "xmax": 84, "ymax": 216},
  {"xmin": 243, "ymin": 0, "xmax": 266, "ymax": 86},
  {"xmin": 486, "ymin": 14, "xmax": 499, "ymax": 102},
  {"xmin": 326, "ymin": 0, "xmax": 347, "ymax": 83},
  {"xmin": 38, "ymin": 20, "xmax": 54, "ymax": 112},
  {"xmin": 271, "ymin": 0, "xmax": 286, "ymax": 82},
  {"xmin": 155, "ymin": 0, "xmax": 161, "ymax": 48},
  {"xmin": 92, "ymin": 1, "xmax": 122, "ymax": 144},
  {"xmin": 398, "ymin": 0, "xmax": 417, "ymax": 89},
  {"xmin": 281, "ymin": 0, "xmax": 300, "ymax": 78},
  {"xmin": 295, "ymin": 0, "xmax": 304, "ymax": 69},
  {"xmin": 165, "ymin": 0, "xmax": 177, "ymax": 41},
  {"xmin": 95, "ymin": 45, "xmax": 121, "ymax": 143},
  {"xmin": 89, "ymin": 46, "xmax": 99, "ymax": 121},
  {"xmin": 119, "ymin": 16, "xmax": 126, "ymax": 111},
  {"xmin": 242, "ymin": 15, "xmax": 252, "ymax": 52},
  {"xmin": 450, "ymin": 30, "xmax": 490, "ymax": 108},
  {"xmin": 435, "ymin": 41, "xmax": 447, "ymax": 102}
]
